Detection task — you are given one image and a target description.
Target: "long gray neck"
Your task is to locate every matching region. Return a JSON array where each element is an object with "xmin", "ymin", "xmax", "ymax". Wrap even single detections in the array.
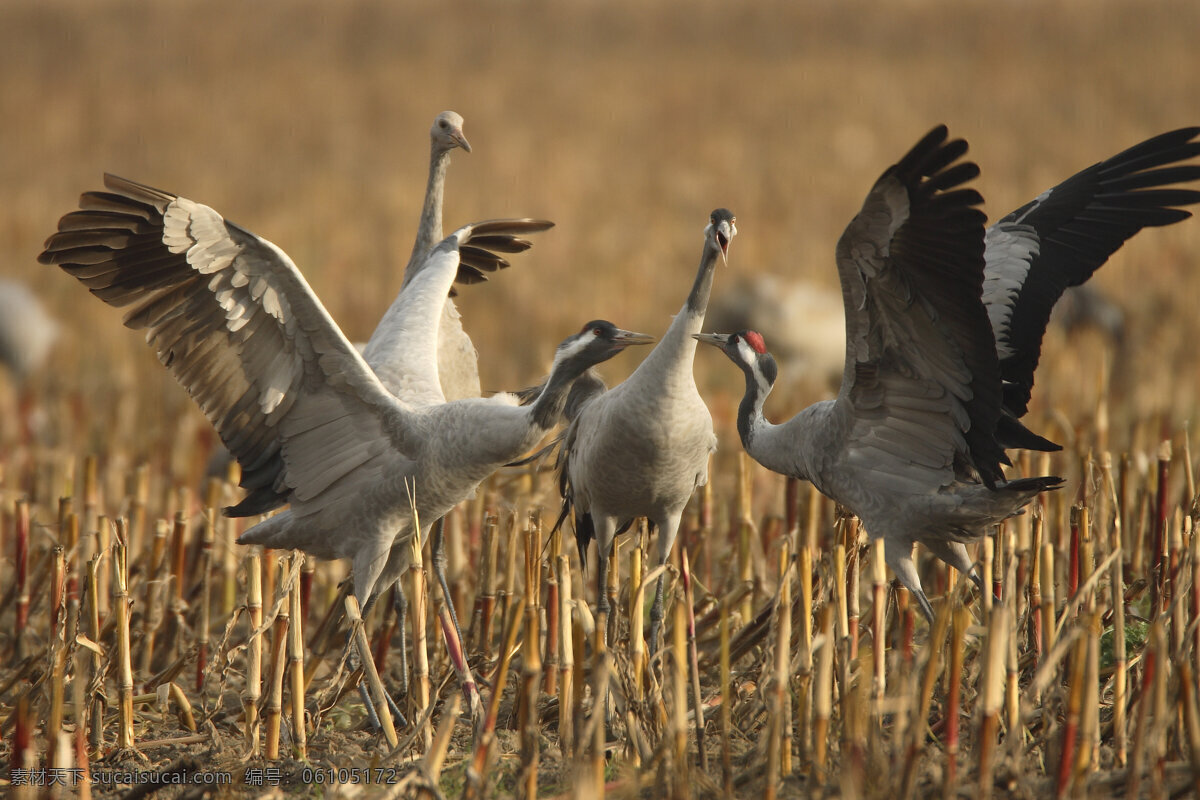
[
  {"xmin": 736, "ymin": 363, "xmax": 814, "ymax": 482},
  {"xmin": 403, "ymin": 143, "xmax": 451, "ymax": 284},
  {"xmin": 635, "ymin": 241, "xmax": 720, "ymax": 385}
]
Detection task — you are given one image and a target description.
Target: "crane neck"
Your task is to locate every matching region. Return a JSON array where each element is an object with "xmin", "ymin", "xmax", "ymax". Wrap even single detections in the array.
[
  {"xmin": 528, "ymin": 355, "xmax": 591, "ymax": 431},
  {"xmin": 635, "ymin": 241, "xmax": 722, "ymax": 385},
  {"xmin": 734, "ymin": 355, "xmax": 814, "ymax": 482},
  {"xmin": 405, "ymin": 143, "xmax": 452, "ymax": 279},
  {"xmin": 735, "ymin": 361, "xmax": 772, "ymax": 453}
]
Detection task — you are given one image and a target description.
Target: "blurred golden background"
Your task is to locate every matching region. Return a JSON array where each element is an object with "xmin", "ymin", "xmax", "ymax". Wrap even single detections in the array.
[{"xmin": 3, "ymin": 0, "xmax": 1199, "ymax": 486}]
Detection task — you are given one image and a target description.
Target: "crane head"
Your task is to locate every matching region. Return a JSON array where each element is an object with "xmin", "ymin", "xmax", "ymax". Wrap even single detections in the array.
[
  {"xmin": 705, "ymin": 208, "xmax": 737, "ymax": 264},
  {"xmin": 559, "ymin": 320, "xmax": 655, "ymax": 367},
  {"xmin": 693, "ymin": 330, "xmax": 778, "ymax": 386},
  {"xmin": 433, "ymin": 111, "xmax": 471, "ymax": 154}
]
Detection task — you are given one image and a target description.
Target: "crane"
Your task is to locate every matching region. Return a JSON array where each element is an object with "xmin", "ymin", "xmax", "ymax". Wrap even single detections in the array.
[
  {"xmin": 695, "ymin": 125, "xmax": 1200, "ymax": 621},
  {"xmin": 39, "ymin": 173, "xmax": 652, "ymax": 728},
  {"xmin": 359, "ymin": 111, "xmax": 550, "ymax": 697},
  {"xmin": 555, "ymin": 208, "xmax": 735, "ymax": 654}
]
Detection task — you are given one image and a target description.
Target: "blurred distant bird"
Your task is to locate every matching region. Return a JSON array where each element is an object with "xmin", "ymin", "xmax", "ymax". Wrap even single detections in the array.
[
  {"xmin": 0, "ymin": 277, "xmax": 59, "ymax": 442},
  {"xmin": 555, "ymin": 209, "xmax": 735, "ymax": 654},
  {"xmin": 0, "ymin": 277, "xmax": 58, "ymax": 380},
  {"xmin": 697, "ymin": 125, "xmax": 1200, "ymax": 621},
  {"xmin": 39, "ymin": 174, "xmax": 647, "ymax": 728},
  {"xmin": 707, "ymin": 273, "xmax": 1127, "ymax": 391},
  {"xmin": 706, "ymin": 274, "xmax": 845, "ymax": 385}
]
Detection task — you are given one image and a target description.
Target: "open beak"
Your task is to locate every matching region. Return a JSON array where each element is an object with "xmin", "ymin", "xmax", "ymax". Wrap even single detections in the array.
[
  {"xmin": 715, "ymin": 220, "xmax": 734, "ymax": 264},
  {"xmin": 613, "ymin": 329, "xmax": 656, "ymax": 348},
  {"xmin": 452, "ymin": 129, "xmax": 472, "ymax": 153},
  {"xmin": 692, "ymin": 332, "xmax": 731, "ymax": 348}
]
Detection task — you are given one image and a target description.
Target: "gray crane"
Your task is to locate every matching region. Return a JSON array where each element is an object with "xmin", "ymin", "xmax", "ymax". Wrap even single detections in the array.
[
  {"xmin": 555, "ymin": 208, "xmax": 735, "ymax": 654},
  {"xmin": 696, "ymin": 125, "xmax": 1200, "ymax": 621},
  {"xmin": 365, "ymin": 109, "xmax": 493, "ymax": 403},
  {"xmin": 360, "ymin": 111, "xmax": 550, "ymax": 697},
  {"xmin": 39, "ymin": 173, "xmax": 652, "ymax": 727}
]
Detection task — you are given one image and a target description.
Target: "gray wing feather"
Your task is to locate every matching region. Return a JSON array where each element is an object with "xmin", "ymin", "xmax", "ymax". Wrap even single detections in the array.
[
  {"xmin": 832, "ymin": 126, "xmax": 1003, "ymax": 490},
  {"xmin": 39, "ymin": 174, "xmax": 410, "ymax": 515}
]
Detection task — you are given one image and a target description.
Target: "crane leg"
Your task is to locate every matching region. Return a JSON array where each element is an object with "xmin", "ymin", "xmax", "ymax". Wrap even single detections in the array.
[
  {"xmin": 346, "ymin": 594, "xmax": 408, "ymax": 731},
  {"xmin": 426, "ymin": 536, "xmax": 483, "ymax": 738},
  {"xmin": 592, "ymin": 516, "xmax": 619, "ymax": 727},
  {"xmin": 647, "ymin": 512, "xmax": 680, "ymax": 656},
  {"xmin": 884, "ymin": 537, "xmax": 935, "ymax": 624},
  {"xmin": 921, "ymin": 538, "xmax": 985, "ymax": 594},
  {"xmin": 595, "ymin": 543, "xmax": 611, "ymax": 637},
  {"xmin": 392, "ymin": 583, "xmax": 409, "ymax": 698},
  {"xmin": 648, "ymin": 574, "xmax": 666, "ymax": 656},
  {"xmin": 430, "ymin": 517, "xmax": 466, "ymax": 663}
]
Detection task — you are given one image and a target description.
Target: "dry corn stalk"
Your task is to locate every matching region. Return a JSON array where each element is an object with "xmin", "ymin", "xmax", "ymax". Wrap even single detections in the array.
[
  {"xmin": 265, "ymin": 559, "xmax": 290, "ymax": 760},
  {"xmin": 113, "ymin": 520, "xmax": 135, "ymax": 751},
  {"xmin": 556, "ymin": 554, "xmax": 575, "ymax": 758},
  {"xmin": 288, "ymin": 553, "xmax": 307, "ymax": 760},
  {"xmin": 244, "ymin": 547, "xmax": 262, "ymax": 756}
]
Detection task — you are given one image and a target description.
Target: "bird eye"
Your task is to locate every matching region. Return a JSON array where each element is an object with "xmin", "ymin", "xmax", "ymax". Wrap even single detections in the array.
[
  {"xmin": 438, "ymin": 119, "xmax": 449, "ymax": 129},
  {"xmin": 592, "ymin": 327, "xmax": 603, "ymax": 336}
]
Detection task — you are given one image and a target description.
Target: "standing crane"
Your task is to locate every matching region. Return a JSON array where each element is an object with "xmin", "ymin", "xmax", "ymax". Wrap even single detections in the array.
[
  {"xmin": 556, "ymin": 208, "xmax": 735, "ymax": 654},
  {"xmin": 696, "ymin": 125, "xmax": 1200, "ymax": 621},
  {"xmin": 39, "ymin": 173, "xmax": 652, "ymax": 729},
  {"xmin": 359, "ymin": 111, "xmax": 551, "ymax": 700}
]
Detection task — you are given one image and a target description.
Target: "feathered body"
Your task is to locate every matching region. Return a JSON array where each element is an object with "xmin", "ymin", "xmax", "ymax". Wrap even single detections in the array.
[
  {"xmin": 38, "ymin": 175, "xmax": 643, "ymax": 615},
  {"xmin": 699, "ymin": 125, "xmax": 1200, "ymax": 620},
  {"xmin": 559, "ymin": 209, "xmax": 734, "ymax": 648}
]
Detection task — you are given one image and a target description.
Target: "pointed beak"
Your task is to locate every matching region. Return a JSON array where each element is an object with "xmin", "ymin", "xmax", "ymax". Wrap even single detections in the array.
[
  {"xmin": 452, "ymin": 129, "xmax": 472, "ymax": 153},
  {"xmin": 692, "ymin": 332, "xmax": 730, "ymax": 349},
  {"xmin": 716, "ymin": 220, "xmax": 734, "ymax": 264},
  {"xmin": 612, "ymin": 329, "xmax": 655, "ymax": 348}
]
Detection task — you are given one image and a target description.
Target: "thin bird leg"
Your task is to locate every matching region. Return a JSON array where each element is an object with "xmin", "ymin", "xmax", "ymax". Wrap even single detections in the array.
[
  {"xmin": 921, "ymin": 538, "xmax": 985, "ymax": 593},
  {"xmin": 595, "ymin": 541, "xmax": 611, "ymax": 640},
  {"xmin": 428, "ymin": 560, "xmax": 483, "ymax": 736},
  {"xmin": 884, "ymin": 536, "xmax": 935, "ymax": 624},
  {"xmin": 348, "ymin": 593, "xmax": 409, "ymax": 731},
  {"xmin": 647, "ymin": 514, "xmax": 679, "ymax": 656},
  {"xmin": 648, "ymin": 574, "xmax": 667, "ymax": 656},
  {"xmin": 430, "ymin": 517, "xmax": 466, "ymax": 664},
  {"xmin": 392, "ymin": 584, "xmax": 409, "ymax": 698}
]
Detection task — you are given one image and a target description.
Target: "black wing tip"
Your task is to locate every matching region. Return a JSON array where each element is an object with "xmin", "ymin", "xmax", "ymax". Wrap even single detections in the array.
[{"xmin": 1003, "ymin": 475, "xmax": 1065, "ymax": 494}]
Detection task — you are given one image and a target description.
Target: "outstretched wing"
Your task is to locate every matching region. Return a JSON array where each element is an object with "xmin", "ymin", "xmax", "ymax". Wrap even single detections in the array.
[
  {"xmin": 363, "ymin": 219, "xmax": 555, "ymax": 407},
  {"xmin": 39, "ymin": 174, "xmax": 411, "ymax": 516},
  {"xmin": 832, "ymin": 125, "xmax": 1004, "ymax": 490},
  {"xmin": 403, "ymin": 218, "xmax": 554, "ymax": 297},
  {"xmin": 983, "ymin": 127, "xmax": 1200, "ymax": 443}
]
